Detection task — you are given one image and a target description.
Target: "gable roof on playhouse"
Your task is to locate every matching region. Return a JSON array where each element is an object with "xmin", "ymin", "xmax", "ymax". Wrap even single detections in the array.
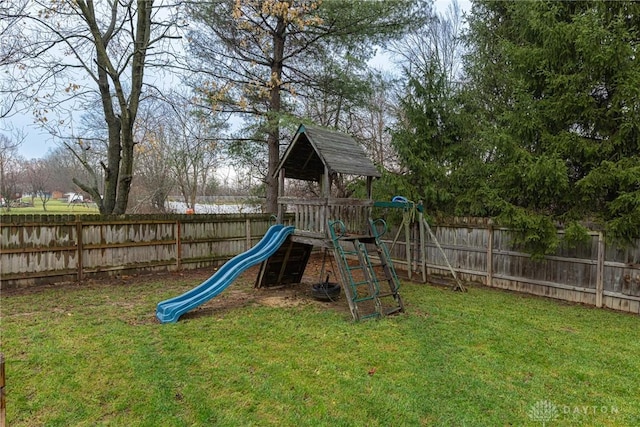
[{"xmin": 275, "ymin": 124, "xmax": 381, "ymax": 182}]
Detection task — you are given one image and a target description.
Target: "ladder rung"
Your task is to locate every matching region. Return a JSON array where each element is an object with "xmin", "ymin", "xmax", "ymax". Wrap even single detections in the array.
[
  {"xmin": 353, "ymin": 295, "xmax": 376, "ymax": 303},
  {"xmin": 385, "ymin": 307, "xmax": 403, "ymax": 315},
  {"xmin": 351, "ymin": 280, "xmax": 371, "ymax": 287},
  {"xmin": 332, "ymin": 225, "xmax": 404, "ymax": 322},
  {"xmin": 360, "ymin": 312, "xmax": 381, "ymax": 319},
  {"xmin": 377, "ymin": 292, "xmax": 397, "ymax": 298}
]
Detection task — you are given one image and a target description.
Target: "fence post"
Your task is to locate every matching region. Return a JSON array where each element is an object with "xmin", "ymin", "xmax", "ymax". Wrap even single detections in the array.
[
  {"xmin": 176, "ymin": 220, "xmax": 182, "ymax": 271},
  {"xmin": 1, "ymin": 352, "xmax": 5, "ymax": 427},
  {"xmin": 76, "ymin": 220, "xmax": 83, "ymax": 281},
  {"xmin": 596, "ymin": 232, "xmax": 605, "ymax": 308},
  {"xmin": 419, "ymin": 210, "xmax": 426, "ymax": 283},
  {"xmin": 486, "ymin": 225, "xmax": 493, "ymax": 287},
  {"xmin": 245, "ymin": 218, "xmax": 252, "ymax": 251}
]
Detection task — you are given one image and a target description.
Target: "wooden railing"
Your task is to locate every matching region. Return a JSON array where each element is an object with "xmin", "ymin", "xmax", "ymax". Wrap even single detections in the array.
[{"xmin": 277, "ymin": 197, "xmax": 374, "ymax": 236}]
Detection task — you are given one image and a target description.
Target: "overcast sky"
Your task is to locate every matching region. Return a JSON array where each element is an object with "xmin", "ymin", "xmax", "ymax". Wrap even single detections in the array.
[{"xmin": 3, "ymin": 0, "xmax": 471, "ymax": 161}]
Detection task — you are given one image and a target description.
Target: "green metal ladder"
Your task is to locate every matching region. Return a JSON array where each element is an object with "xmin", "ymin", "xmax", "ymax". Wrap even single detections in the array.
[
  {"xmin": 368, "ymin": 218, "xmax": 404, "ymax": 314},
  {"xmin": 328, "ymin": 219, "xmax": 404, "ymax": 321}
]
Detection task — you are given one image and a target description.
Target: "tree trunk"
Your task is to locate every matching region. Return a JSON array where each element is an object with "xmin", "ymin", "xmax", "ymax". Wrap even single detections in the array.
[
  {"xmin": 75, "ymin": 0, "xmax": 151, "ymax": 215},
  {"xmin": 112, "ymin": 0, "xmax": 151, "ymax": 214},
  {"xmin": 114, "ymin": 120, "xmax": 134, "ymax": 214},
  {"xmin": 92, "ymin": 88, "xmax": 121, "ymax": 214},
  {"xmin": 266, "ymin": 17, "xmax": 286, "ymax": 214}
]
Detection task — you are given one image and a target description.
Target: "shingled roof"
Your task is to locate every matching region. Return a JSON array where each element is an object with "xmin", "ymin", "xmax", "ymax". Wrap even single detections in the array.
[{"xmin": 275, "ymin": 124, "xmax": 381, "ymax": 182}]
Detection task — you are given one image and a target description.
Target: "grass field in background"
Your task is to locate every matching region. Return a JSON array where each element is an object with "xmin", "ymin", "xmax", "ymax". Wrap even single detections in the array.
[
  {"xmin": 1, "ymin": 268, "xmax": 639, "ymax": 426},
  {"xmin": 1, "ymin": 198, "xmax": 99, "ymax": 215}
]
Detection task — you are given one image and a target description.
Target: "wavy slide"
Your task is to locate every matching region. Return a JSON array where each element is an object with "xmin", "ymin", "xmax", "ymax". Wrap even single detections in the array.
[{"xmin": 156, "ymin": 224, "xmax": 295, "ymax": 323}]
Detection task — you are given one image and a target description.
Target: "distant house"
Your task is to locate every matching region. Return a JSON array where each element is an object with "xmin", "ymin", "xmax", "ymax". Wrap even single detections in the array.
[{"xmin": 52, "ymin": 190, "xmax": 64, "ymax": 200}]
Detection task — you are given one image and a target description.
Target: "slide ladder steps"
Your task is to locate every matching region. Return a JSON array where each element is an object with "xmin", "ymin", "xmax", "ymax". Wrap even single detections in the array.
[
  {"xmin": 328, "ymin": 220, "xmax": 404, "ymax": 321},
  {"xmin": 368, "ymin": 218, "xmax": 404, "ymax": 315},
  {"xmin": 353, "ymin": 239, "xmax": 384, "ymax": 319}
]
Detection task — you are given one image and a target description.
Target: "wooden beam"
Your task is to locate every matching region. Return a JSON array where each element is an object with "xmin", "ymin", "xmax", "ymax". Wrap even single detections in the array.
[
  {"xmin": 321, "ymin": 167, "xmax": 331, "ymax": 233},
  {"xmin": 486, "ymin": 225, "xmax": 493, "ymax": 287},
  {"xmin": 419, "ymin": 210, "xmax": 426, "ymax": 283},
  {"xmin": 596, "ymin": 231, "xmax": 605, "ymax": 308},
  {"xmin": 321, "ymin": 166, "xmax": 330, "ymax": 198},
  {"xmin": 76, "ymin": 220, "xmax": 84, "ymax": 281},
  {"xmin": 277, "ymin": 168, "xmax": 285, "ymax": 223},
  {"xmin": 405, "ymin": 212, "xmax": 411, "ymax": 280},
  {"xmin": 276, "ymin": 240, "xmax": 295, "ymax": 283},
  {"xmin": 301, "ymin": 149, "xmax": 316, "ymax": 170}
]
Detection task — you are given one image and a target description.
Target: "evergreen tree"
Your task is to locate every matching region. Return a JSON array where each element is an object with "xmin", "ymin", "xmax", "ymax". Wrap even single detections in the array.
[
  {"xmin": 390, "ymin": 1, "xmax": 487, "ymax": 216},
  {"xmin": 463, "ymin": 0, "xmax": 640, "ymax": 252}
]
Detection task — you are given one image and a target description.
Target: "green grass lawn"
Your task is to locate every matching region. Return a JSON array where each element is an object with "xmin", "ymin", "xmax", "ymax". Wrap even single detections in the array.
[
  {"xmin": 1, "ymin": 266, "xmax": 639, "ymax": 426},
  {"xmin": 1, "ymin": 198, "xmax": 99, "ymax": 215}
]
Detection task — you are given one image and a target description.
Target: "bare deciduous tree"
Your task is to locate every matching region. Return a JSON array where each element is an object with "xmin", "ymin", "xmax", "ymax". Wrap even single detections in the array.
[
  {"xmin": 41, "ymin": 146, "xmax": 91, "ymax": 195},
  {"xmin": 4, "ymin": 0, "xmax": 182, "ymax": 214},
  {"xmin": 131, "ymin": 93, "xmax": 225, "ymax": 213},
  {"xmin": 165, "ymin": 98, "xmax": 223, "ymax": 212},
  {"xmin": 391, "ymin": 0, "xmax": 466, "ymax": 88},
  {"xmin": 22, "ymin": 158, "xmax": 55, "ymax": 210},
  {"xmin": 130, "ymin": 100, "xmax": 176, "ymax": 213},
  {"xmin": 0, "ymin": 0, "xmax": 29, "ymax": 118},
  {"xmin": 0, "ymin": 133, "xmax": 24, "ymax": 209}
]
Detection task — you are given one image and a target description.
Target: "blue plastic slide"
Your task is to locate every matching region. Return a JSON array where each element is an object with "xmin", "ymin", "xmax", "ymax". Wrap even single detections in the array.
[{"xmin": 156, "ymin": 224, "xmax": 295, "ymax": 323}]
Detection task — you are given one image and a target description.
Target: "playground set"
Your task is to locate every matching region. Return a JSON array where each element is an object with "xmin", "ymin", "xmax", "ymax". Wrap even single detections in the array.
[{"xmin": 157, "ymin": 124, "xmax": 456, "ymax": 323}]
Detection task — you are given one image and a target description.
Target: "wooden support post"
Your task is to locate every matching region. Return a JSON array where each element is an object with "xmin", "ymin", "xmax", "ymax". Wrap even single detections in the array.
[
  {"xmin": 486, "ymin": 225, "xmax": 493, "ymax": 287},
  {"xmin": 76, "ymin": 220, "xmax": 83, "ymax": 281},
  {"xmin": 419, "ymin": 210, "xmax": 426, "ymax": 283},
  {"xmin": 176, "ymin": 220, "xmax": 182, "ymax": 271},
  {"xmin": 405, "ymin": 212, "xmax": 411, "ymax": 280},
  {"xmin": 276, "ymin": 240, "xmax": 294, "ymax": 284},
  {"xmin": 596, "ymin": 231, "xmax": 605, "ymax": 308},
  {"xmin": 320, "ymin": 168, "xmax": 330, "ymax": 233},
  {"xmin": 245, "ymin": 218, "xmax": 252, "ymax": 251},
  {"xmin": 366, "ymin": 176, "xmax": 373, "ymax": 200},
  {"xmin": 277, "ymin": 169, "xmax": 285, "ymax": 224},
  {"xmin": 1, "ymin": 353, "xmax": 5, "ymax": 427}
]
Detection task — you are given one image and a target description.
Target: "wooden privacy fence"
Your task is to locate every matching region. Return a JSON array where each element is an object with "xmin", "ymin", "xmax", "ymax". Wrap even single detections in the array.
[
  {"xmin": 2, "ymin": 213, "xmax": 640, "ymax": 315},
  {"xmin": 0, "ymin": 213, "xmax": 274, "ymax": 288},
  {"xmin": 379, "ymin": 216, "xmax": 640, "ymax": 315}
]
